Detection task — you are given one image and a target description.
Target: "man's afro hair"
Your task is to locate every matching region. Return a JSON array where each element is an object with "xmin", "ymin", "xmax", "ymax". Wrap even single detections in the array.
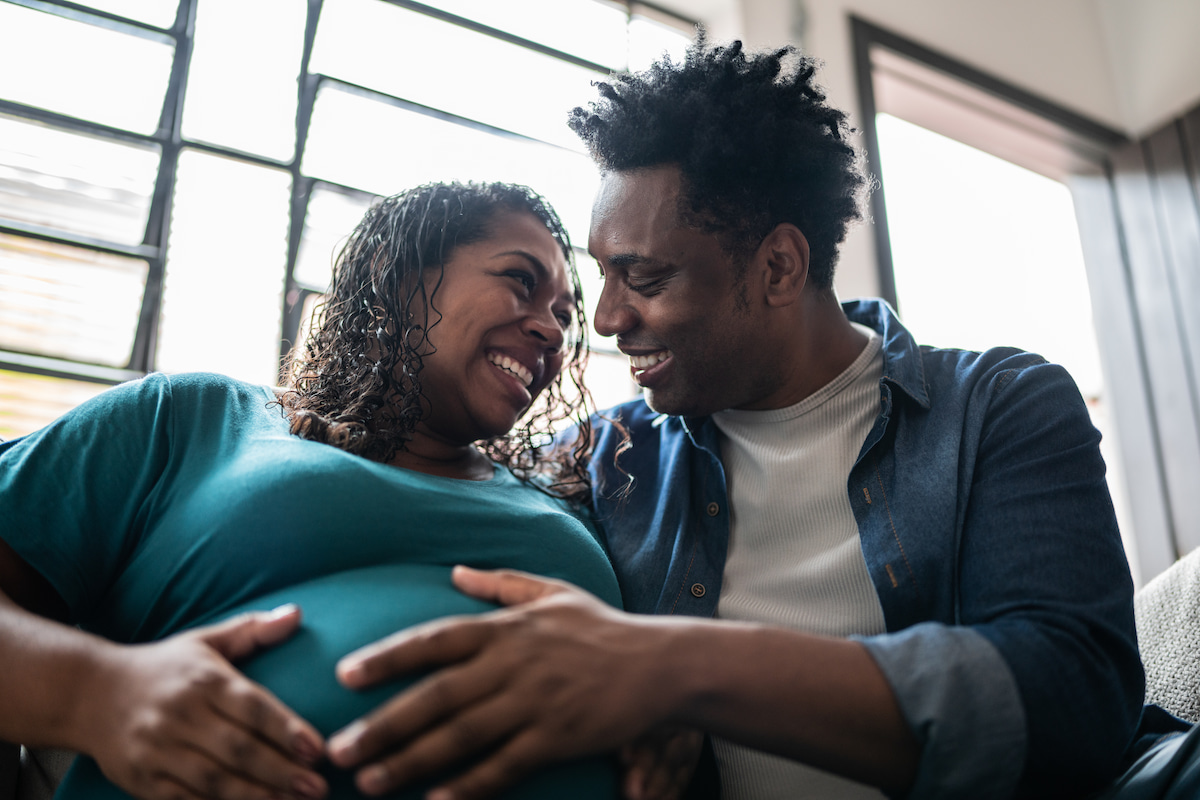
[{"xmin": 568, "ymin": 31, "xmax": 870, "ymax": 288}]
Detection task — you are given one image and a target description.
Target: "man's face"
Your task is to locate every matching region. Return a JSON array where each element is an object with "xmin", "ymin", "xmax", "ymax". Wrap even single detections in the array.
[{"xmin": 588, "ymin": 166, "xmax": 782, "ymax": 416}]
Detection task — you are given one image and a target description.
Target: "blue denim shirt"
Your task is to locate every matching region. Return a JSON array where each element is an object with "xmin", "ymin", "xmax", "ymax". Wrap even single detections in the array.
[{"xmin": 587, "ymin": 298, "xmax": 1143, "ymax": 799}]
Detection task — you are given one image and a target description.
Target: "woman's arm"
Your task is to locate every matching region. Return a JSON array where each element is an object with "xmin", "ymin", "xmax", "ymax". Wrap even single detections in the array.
[{"xmin": 0, "ymin": 539, "xmax": 329, "ymax": 800}]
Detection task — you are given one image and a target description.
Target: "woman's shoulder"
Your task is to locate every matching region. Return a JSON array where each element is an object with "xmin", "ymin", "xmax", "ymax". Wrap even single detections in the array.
[{"xmin": 156, "ymin": 371, "xmax": 275, "ymax": 399}]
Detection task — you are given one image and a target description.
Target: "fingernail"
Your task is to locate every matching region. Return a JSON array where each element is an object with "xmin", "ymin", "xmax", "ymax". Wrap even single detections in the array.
[
  {"xmin": 359, "ymin": 764, "xmax": 389, "ymax": 794},
  {"xmin": 293, "ymin": 732, "xmax": 323, "ymax": 764},
  {"xmin": 338, "ymin": 658, "xmax": 364, "ymax": 683},
  {"xmin": 329, "ymin": 722, "xmax": 364, "ymax": 760},
  {"xmin": 624, "ymin": 771, "xmax": 645, "ymax": 800},
  {"xmin": 266, "ymin": 603, "xmax": 299, "ymax": 621},
  {"xmin": 426, "ymin": 789, "xmax": 455, "ymax": 800},
  {"xmin": 292, "ymin": 773, "xmax": 327, "ymax": 800}
]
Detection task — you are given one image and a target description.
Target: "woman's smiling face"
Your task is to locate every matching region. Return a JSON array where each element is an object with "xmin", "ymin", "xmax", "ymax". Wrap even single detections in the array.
[{"xmin": 413, "ymin": 209, "xmax": 576, "ymax": 446}]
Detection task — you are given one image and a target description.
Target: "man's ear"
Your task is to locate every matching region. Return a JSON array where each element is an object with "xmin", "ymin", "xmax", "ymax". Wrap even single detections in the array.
[{"xmin": 756, "ymin": 223, "xmax": 809, "ymax": 307}]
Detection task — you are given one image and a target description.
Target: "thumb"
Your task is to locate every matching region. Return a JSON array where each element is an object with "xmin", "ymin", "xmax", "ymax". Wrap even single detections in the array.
[
  {"xmin": 193, "ymin": 603, "xmax": 302, "ymax": 661},
  {"xmin": 451, "ymin": 566, "xmax": 569, "ymax": 607}
]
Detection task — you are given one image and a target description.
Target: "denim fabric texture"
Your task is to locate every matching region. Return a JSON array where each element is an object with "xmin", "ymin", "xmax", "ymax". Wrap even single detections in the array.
[{"xmin": 588, "ymin": 299, "xmax": 1144, "ymax": 799}]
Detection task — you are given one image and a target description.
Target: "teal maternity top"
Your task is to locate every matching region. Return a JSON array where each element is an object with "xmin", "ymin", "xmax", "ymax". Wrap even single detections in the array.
[{"xmin": 0, "ymin": 373, "xmax": 622, "ymax": 798}]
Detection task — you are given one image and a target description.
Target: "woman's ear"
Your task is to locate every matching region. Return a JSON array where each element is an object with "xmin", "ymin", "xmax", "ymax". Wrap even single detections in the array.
[{"xmin": 757, "ymin": 223, "xmax": 810, "ymax": 307}]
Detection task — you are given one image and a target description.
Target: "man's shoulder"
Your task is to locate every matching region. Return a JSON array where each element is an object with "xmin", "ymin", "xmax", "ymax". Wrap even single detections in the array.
[{"xmin": 917, "ymin": 345, "xmax": 1064, "ymax": 392}]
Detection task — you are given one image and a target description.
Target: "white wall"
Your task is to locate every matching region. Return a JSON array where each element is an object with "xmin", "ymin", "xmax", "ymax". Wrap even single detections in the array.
[
  {"xmin": 654, "ymin": 0, "xmax": 1200, "ymax": 298},
  {"xmin": 1097, "ymin": 0, "xmax": 1200, "ymax": 137}
]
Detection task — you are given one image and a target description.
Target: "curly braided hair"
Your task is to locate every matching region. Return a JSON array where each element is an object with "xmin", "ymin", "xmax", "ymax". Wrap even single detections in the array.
[{"xmin": 278, "ymin": 181, "xmax": 593, "ymax": 503}]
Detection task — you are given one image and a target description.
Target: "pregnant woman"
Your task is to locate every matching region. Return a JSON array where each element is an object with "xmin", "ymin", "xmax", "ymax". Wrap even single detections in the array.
[{"xmin": 0, "ymin": 182, "xmax": 622, "ymax": 799}]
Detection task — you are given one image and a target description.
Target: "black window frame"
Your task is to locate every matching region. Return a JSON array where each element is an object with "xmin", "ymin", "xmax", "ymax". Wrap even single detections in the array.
[{"xmin": 0, "ymin": 0, "xmax": 695, "ymax": 389}]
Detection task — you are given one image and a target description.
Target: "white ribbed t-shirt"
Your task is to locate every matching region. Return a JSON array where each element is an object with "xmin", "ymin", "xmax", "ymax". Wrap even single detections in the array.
[{"xmin": 709, "ymin": 323, "xmax": 887, "ymax": 800}]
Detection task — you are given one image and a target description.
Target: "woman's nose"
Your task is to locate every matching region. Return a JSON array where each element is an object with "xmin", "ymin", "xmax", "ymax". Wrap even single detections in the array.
[{"xmin": 526, "ymin": 306, "xmax": 566, "ymax": 351}]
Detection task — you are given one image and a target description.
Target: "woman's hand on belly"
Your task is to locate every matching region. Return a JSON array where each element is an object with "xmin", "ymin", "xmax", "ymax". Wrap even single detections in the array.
[{"xmin": 83, "ymin": 605, "xmax": 328, "ymax": 800}]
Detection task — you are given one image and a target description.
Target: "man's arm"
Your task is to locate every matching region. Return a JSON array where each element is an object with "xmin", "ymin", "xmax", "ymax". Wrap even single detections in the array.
[{"xmin": 327, "ymin": 566, "xmax": 919, "ymax": 800}]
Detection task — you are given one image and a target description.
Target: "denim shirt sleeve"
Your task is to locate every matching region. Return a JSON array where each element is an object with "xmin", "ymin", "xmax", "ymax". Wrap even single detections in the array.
[
  {"xmin": 850, "ymin": 347, "xmax": 1143, "ymax": 798},
  {"xmin": 855, "ymin": 625, "xmax": 1026, "ymax": 800}
]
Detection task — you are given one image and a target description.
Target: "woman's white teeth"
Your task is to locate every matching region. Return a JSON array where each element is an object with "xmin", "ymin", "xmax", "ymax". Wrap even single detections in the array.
[
  {"xmin": 489, "ymin": 354, "xmax": 533, "ymax": 388},
  {"xmin": 630, "ymin": 351, "xmax": 669, "ymax": 369}
]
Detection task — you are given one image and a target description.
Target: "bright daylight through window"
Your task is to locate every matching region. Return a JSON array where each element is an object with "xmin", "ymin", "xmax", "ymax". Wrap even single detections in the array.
[
  {"xmin": 875, "ymin": 112, "xmax": 1131, "ymax": 558},
  {"xmin": 0, "ymin": 0, "xmax": 692, "ymax": 439}
]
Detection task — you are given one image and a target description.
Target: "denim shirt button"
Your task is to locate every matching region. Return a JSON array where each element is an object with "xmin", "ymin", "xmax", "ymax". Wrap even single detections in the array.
[
  {"xmin": 706, "ymin": 501, "xmax": 719, "ymax": 516},
  {"xmin": 691, "ymin": 583, "xmax": 706, "ymax": 598}
]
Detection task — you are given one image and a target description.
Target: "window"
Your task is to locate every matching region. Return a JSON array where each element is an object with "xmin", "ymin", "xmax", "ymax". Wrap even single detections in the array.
[
  {"xmin": 848, "ymin": 17, "xmax": 1187, "ymax": 582},
  {"xmin": 0, "ymin": 0, "xmax": 693, "ymax": 439}
]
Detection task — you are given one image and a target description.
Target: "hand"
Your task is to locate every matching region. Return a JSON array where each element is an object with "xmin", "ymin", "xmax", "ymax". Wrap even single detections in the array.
[
  {"xmin": 327, "ymin": 567, "xmax": 681, "ymax": 799},
  {"xmin": 83, "ymin": 605, "xmax": 328, "ymax": 800},
  {"xmin": 619, "ymin": 726, "xmax": 704, "ymax": 800}
]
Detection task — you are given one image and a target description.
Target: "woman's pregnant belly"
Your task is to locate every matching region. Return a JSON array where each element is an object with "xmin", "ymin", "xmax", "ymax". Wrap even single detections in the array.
[{"xmin": 57, "ymin": 563, "xmax": 617, "ymax": 799}]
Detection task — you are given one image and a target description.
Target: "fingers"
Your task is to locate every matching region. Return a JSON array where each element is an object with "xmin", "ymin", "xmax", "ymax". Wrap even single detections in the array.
[
  {"xmin": 336, "ymin": 614, "xmax": 497, "ymax": 690},
  {"xmin": 206, "ymin": 669, "xmax": 324, "ymax": 766},
  {"xmin": 620, "ymin": 743, "xmax": 648, "ymax": 800},
  {"xmin": 87, "ymin": 630, "xmax": 330, "ymax": 800},
  {"xmin": 619, "ymin": 728, "xmax": 703, "ymax": 800},
  {"xmin": 149, "ymin": 675, "xmax": 328, "ymax": 800},
  {"xmin": 450, "ymin": 566, "xmax": 570, "ymax": 606},
  {"xmin": 328, "ymin": 662, "xmax": 505, "ymax": 769},
  {"xmin": 423, "ymin": 728, "xmax": 551, "ymax": 800},
  {"xmin": 141, "ymin": 743, "xmax": 325, "ymax": 800},
  {"xmin": 352, "ymin": 710, "xmax": 544, "ymax": 800},
  {"xmin": 194, "ymin": 604, "xmax": 303, "ymax": 661}
]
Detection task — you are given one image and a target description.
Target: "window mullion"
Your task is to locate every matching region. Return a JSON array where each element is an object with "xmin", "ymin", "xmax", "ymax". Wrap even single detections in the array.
[
  {"xmin": 129, "ymin": 0, "xmax": 196, "ymax": 372},
  {"xmin": 280, "ymin": 0, "xmax": 324, "ymax": 370}
]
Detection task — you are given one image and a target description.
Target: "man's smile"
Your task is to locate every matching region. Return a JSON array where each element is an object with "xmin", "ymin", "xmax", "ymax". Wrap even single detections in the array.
[{"xmin": 629, "ymin": 350, "xmax": 670, "ymax": 370}]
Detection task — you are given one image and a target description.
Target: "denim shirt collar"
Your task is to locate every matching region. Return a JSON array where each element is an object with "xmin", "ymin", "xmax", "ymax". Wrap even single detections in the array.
[
  {"xmin": 842, "ymin": 297, "xmax": 931, "ymax": 410},
  {"xmin": 678, "ymin": 298, "xmax": 927, "ymax": 450}
]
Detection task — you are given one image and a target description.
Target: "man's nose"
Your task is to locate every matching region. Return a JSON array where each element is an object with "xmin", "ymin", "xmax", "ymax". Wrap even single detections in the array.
[{"xmin": 593, "ymin": 280, "xmax": 634, "ymax": 338}]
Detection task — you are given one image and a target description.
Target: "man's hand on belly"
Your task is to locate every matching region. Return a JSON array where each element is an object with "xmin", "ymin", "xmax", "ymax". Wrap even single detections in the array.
[{"xmin": 325, "ymin": 567, "xmax": 689, "ymax": 800}]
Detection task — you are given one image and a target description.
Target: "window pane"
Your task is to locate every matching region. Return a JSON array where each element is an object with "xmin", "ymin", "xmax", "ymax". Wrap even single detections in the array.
[
  {"xmin": 0, "ymin": 369, "xmax": 113, "ymax": 440},
  {"xmin": 294, "ymin": 185, "xmax": 376, "ymax": 291},
  {"xmin": 0, "ymin": 115, "xmax": 160, "ymax": 245},
  {"xmin": 584, "ymin": 350, "xmax": 639, "ymax": 412},
  {"xmin": 158, "ymin": 150, "xmax": 291, "ymax": 384},
  {"xmin": 310, "ymin": 0, "xmax": 599, "ymax": 151},
  {"xmin": 419, "ymin": 0, "xmax": 629, "ymax": 69},
  {"xmin": 292, "ymin": 290, "xmax": 324, "ymax": 357},
  {"xmin": 0, "ymin": 233, "xmax": 147, "ymax": 367},
  {"xmin": 876, "ymin": 114, "xmax": 1104, "ymax": 396},
  {"xmin": 629, "ymin": 10, "xmax": 693, "ymax": 71},
  {"xmin": 182, "ymin": 0, "xmax": 307, "ymax": 160},
  {"xmin": 0, "ymin": 4, "xmax": 173, "ymax": 134},
  {"xmin": 303, "ymin": 86, "xmax": 600, "ymax": 246},
  {"xmin": 574, "ymin": 250, "xmax": 610, "ymax": 347},
  {"xmin": 78, "ymin": 0, "xmax": 179, "ymax": 28}
]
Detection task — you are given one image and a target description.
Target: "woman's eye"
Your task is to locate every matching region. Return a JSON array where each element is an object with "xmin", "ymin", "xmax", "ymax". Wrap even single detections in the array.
[
  {"xmin": 555, "ymin": 312, "xmax": 573, "ymax": 329},
  {"xmin": 506, "ymin": 270, "xmax": 536, "ymax": 292}
]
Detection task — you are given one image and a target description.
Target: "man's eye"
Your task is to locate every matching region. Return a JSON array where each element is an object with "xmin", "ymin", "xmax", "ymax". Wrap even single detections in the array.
[{"xmin": 629, "ymin": 280, "xmax": 662, "ymax": 296}]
